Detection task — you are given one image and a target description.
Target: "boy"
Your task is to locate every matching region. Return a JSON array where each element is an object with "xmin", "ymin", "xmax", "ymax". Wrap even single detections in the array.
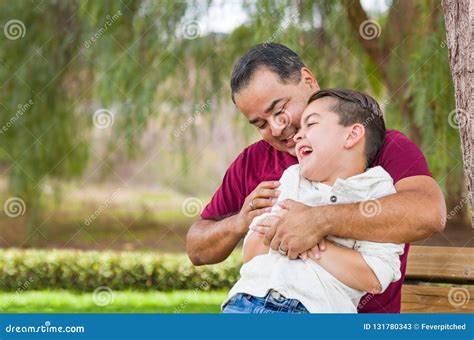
[{"xmin": 222, "ymin": 89, "xmax": 404, "ymax": 313}]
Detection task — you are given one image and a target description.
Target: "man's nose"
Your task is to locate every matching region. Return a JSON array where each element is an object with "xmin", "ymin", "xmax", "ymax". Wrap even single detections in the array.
[{"xmin": 270, "ymin": 117, "xmax": 286, "ymax": 137}]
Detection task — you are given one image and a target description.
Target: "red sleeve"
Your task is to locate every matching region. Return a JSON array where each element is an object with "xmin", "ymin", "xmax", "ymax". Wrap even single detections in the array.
[
  {"xmin": 200, "ymin": 149, "xmax": 248, "ymax": 220},
  {"xmin": 373, "ymin": 130, "xmax": 432, "ymax": 184}
]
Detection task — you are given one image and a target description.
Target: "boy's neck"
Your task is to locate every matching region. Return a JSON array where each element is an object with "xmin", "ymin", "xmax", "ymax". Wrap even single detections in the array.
[{"xmin": 321, "ymin": 160, "xmax": 367, "ymax": 186}]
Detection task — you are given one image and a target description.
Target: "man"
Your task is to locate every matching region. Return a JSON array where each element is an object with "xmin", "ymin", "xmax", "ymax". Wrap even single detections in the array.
[{"xmin": 186, "ymin": 43, "xmax": 446, "ymax": 313}]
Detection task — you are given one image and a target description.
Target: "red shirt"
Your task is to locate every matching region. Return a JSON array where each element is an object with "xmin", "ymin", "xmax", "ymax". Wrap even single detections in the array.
[{"xmin": 201, "ymin": 130, "xmax": 432, "ymax": 313}]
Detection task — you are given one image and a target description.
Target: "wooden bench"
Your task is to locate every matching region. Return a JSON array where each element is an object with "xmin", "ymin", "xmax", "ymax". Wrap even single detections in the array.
[{"xmin": 401, "ymin": 245, "xmax": 474, "ymax": 313}]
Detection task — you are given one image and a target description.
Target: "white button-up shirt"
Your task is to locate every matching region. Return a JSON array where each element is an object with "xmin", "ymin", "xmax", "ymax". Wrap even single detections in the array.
[{"xmin": 223, "ymin": 165, "xmax": 405, "ymax": 313}]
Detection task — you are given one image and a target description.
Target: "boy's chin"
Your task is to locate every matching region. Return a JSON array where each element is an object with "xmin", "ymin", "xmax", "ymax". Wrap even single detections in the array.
[{"xmin": 300, "ymin": 163, "xmax": 322, "ymax": 182}]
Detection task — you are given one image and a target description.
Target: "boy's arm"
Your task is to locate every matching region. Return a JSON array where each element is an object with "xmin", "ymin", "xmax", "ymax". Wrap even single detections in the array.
[
  {"xmin": 243, "ymin": 232, "xmax": 269, "ymax": 263},
  {"xmin": 311, "ymin": 239, "xmax": 404, "ymax": 293},
  {"xmin": 243, "ymin": 209, "xmax": 285, "ymax": 263},
  {"xmin": 308, "ymin": 240, "xmax": 382, "ymax": 293}
]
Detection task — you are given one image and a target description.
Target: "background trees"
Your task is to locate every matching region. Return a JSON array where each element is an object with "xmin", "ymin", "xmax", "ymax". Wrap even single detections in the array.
[{"xmin": 0, "ymin": 0, "xmax": 470, "ymax": 243}]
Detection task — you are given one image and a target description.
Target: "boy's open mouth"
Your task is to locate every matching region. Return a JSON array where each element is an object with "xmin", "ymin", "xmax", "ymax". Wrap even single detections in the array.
[{"xmin": 297, "ymin": 145, "xmax": 313, "ymax": 158}]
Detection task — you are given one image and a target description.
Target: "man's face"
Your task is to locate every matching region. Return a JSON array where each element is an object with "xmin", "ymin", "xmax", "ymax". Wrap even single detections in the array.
[
  {"xmin": 294, "ymin": 97, "xmax": 351, "ymax": 182},
  {"xmin": 234, "ymin": 67, "xmax": 318, "ymax": 156}
]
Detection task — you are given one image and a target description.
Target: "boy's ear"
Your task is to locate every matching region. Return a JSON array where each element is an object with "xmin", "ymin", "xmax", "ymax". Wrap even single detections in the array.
[{"xmin": 344, "ymin": 124, "xmax": 365, "ymax": 149}]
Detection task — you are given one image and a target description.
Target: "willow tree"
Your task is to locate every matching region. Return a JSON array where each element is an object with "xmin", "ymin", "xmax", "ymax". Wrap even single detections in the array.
[
  {"xmin": 0, "ymin": 0, "xmax": 467, "ymax": 243},
  {"xmin": 0, "ymin": 0, "xmax": 196, "ymax": 239}
]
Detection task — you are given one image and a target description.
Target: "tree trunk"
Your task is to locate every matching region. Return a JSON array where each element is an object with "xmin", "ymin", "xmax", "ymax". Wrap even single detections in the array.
[{"xmin": 442, "ymin": 0, "xmax": 474, "ymax": 227}]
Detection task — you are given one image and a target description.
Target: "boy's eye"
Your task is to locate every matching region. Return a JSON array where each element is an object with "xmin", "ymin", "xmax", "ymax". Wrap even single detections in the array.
[{"xmin": 307, "ymin": 122, "xmax": 318, "ymax": 127}]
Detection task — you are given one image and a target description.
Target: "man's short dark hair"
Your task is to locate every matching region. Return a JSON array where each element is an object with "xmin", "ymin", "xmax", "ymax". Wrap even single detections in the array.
[
  {"xmin": 308, "ymin": 89, "xmax": 386, "ymax": 166},
  {"xmin": 230, "ymin": 43, "xmax": 305, "ymax": 103}
]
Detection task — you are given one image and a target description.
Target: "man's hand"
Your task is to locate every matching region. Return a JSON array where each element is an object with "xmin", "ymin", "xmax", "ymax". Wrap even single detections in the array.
[
  {"xmin": 261, "ymin": 199, "xmax": 331, "ymax": 260},
  {"xmin": 235, "ymin": 181, "xmax": 280, "ymax": 236}
]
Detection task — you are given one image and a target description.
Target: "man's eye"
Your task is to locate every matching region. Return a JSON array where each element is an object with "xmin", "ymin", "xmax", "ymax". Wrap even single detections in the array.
[{"xmin": 257, "ymin": 122, "xmax": 267, "ymax": 130}]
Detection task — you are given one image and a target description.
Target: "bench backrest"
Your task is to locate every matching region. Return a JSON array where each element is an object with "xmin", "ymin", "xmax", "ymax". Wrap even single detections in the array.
[{"xmin": 402, "ymin": 245, "xmax": 474, "ymax": 313}]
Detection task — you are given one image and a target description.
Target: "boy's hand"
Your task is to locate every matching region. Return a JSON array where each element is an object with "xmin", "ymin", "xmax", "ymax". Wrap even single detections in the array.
[
  {"xmin": 236, "ymin": 181, "xmax": 280, "ymax": 235},
  {"xmin": 298, "ymin": 239, "xmax": 327, "ymax": 261}
]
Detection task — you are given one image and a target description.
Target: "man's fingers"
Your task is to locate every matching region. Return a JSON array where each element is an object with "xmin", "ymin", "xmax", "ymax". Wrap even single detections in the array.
[
  {"xmin": 265, "ymin": 226, "xmax": 278, "ymax": 248},
  {"xmin": 268, "ymin": 231, "xmax": 281, "ymax": 250},
  {"xmin": 256, "ymin": 181, "xmax": 280, "ymax": 189},
  {"xmin": 287, "ymin": 249, "xmax": 299, "ymax": 260},
  {"xmin": 250, "ymin": 197, "xmax": 276, "ymax": 210},
  {"xmin": 253, "ymin": 188, "xmax": 280, "ymax": 199},
  {"xmin": 248, "ymin": 207, "xmax": 271, "ymax": 220}
]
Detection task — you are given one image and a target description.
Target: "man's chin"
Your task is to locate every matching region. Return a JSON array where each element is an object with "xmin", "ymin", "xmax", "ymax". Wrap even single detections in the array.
[
  {"xmin": 274, "ymin": 144, "xmax": 297, "ymax": 156},
  {"xmin": 286, "ymin": 147, "xmax": 297, "ymax": 157}
]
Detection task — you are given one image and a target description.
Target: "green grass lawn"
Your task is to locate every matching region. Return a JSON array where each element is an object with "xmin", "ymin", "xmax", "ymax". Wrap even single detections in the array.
[{"xmin": 0, "ymin": 290, "xmax": 228, "ymax": 313}]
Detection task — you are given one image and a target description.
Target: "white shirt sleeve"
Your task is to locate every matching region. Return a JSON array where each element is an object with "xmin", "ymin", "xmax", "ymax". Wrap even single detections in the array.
[
  {"xmin": 353, "ymin": 240, "xmax": 405, "ymax": 293},
  {"xmin": 243, "ymin": 165, "xmax": 299, "ymax": 246}
]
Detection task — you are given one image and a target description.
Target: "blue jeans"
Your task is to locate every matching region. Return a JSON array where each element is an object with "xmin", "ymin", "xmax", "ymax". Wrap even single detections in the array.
[{"xmin": 222, "ymin": 289, "xmax": 309, "ymax": 314}]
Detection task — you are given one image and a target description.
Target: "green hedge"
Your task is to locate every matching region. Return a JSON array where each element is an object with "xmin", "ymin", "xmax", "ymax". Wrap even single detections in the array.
[{"xmin": 0, "ymin": 248, "xmax": 241, "ymax": 292}]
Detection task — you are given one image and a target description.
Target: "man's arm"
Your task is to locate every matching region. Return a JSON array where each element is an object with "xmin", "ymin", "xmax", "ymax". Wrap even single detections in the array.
[
  {"xmin": 186, "ymin": 181, "xmax": 279, "ymax": 265},
  {"xmin": 264, "ymin": 175, "xmax": 446, "ymax": 259},
  {"xmin": 186, "ymin": 216, "xmax": 246, "ymax": 266}
]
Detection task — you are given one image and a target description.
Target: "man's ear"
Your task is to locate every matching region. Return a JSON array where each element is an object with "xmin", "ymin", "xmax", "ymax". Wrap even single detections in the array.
[
  {"xmin": 344, "ymin": 124, "xmax": 365, "ymax": 149},
  {"xmin": 300, "ymin": 67, "xmax": 319, "ymax": 90}
]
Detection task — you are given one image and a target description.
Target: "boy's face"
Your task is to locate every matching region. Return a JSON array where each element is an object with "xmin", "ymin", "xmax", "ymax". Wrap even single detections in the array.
[{"xmin": 294, "ymin": 97, "xmax": 351, "ymax": 182}]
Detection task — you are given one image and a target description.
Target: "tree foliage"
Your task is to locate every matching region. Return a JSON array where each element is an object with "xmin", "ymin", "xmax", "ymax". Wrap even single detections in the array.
[{"xmin": 0, "ymin": 0, "xmax": 463, "ymax": 233}]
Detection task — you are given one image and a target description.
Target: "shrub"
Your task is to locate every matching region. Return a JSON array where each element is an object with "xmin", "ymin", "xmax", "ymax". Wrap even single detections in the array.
[{"xmin": 0, "ymin": 248, "xmax": 242, "ymax": 292}]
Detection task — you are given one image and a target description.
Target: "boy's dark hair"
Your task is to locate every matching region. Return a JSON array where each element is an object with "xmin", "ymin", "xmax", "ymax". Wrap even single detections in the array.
[
  {"xmin": 230, "ymin": 43, "xmax": 305, "ymax": 103},
  {"xmin": 308, "ymin": 89, "xmax": 386, "ymax": 166}
]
